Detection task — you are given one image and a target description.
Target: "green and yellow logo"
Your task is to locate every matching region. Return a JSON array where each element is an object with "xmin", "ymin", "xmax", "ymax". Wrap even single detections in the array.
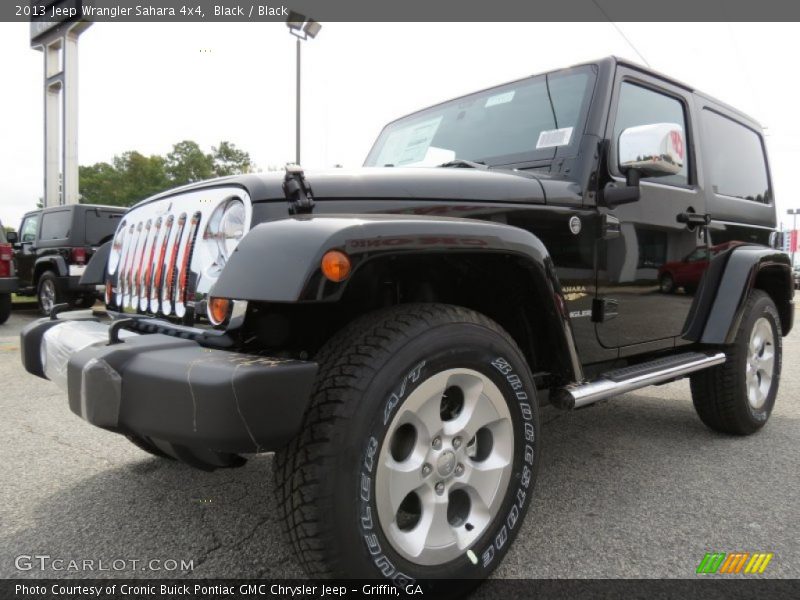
[{"xmin": 696, "ymin": 552, "xmax": 773, "ymax": 574}]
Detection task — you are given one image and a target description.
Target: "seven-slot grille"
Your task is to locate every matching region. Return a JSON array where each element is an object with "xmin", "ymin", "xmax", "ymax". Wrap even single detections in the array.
[{"xmin": 112, "ymin": 210, "xmax": 201, "ymax": 318}]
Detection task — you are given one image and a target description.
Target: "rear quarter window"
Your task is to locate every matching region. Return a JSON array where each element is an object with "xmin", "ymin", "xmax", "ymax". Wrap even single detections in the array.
[
  {"xmin": 85, "ymin": 209, "xmax": 123, "ymax": 245},
  {"xmin": 39, "ymin": 210, "xmax": 72, "ymax": 241},
  {"xmin": 702, "ymin": 109, "xmax": 770, "ymax": 203}
]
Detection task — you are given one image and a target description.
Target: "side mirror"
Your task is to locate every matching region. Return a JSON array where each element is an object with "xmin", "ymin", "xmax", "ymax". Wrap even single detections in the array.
[
  {"xmin": 600, "ymin": 123, "xmax": 686, "ymax": 209},
  {"xmin": 5, "ymin": 231, "xmax": 18, "ymax": 244},
  {"xmin": 619, "ymin": 122, "xmax": 685, "ymax": 178}
]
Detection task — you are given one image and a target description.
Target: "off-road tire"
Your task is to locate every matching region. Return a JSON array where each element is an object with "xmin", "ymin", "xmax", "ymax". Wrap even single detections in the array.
[
  {"xmin": 36, "ymin": 271, "xmax": 63, "ymax": 316},
  {"xmin": 690, "ymin": 290, "xmax": 782, "ymax": 435},
  {"xmin": 274, "ymin": 304, "xmax": 539, "ymax": 591},
  {"xmin": 0, "ymin": 293, "xmax": 11, "ymax": 325}
]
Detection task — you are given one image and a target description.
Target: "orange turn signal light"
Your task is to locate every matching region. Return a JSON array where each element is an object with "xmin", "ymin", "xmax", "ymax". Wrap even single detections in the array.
[
  {"xmin": 207, "ymin": 297, "xmax": 231, "ymax": 325},
  {"xmin": 321, "ymin": 250, "xmax": 351, "ymax": 282}
]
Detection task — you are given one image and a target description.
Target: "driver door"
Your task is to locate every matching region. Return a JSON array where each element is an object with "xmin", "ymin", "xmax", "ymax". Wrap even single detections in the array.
[{"xmin": 595, "ymin": 70, "xmax": 706, "ymax": 352}]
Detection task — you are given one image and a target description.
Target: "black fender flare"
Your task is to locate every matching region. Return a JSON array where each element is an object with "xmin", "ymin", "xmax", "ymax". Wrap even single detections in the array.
[
  {"xmin": 34, "ymin": 256, "xmax": 68, "ymax": 279},
  {"xmin": 212, "ymin": 214, "xmax": 583, "ymax": 381},
  {"xmin": 683, "ymin": 245, "xmax": 793, "ymax": 344},
  {"xmin": 80, "ymin": 241, "xmax": 111, "ymax": 286}
]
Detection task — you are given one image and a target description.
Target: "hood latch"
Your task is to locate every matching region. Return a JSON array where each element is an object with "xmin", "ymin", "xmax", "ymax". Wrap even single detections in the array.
[{"xmin": 282, "ymin": 164, "xmax": 315, "ymax": 215}]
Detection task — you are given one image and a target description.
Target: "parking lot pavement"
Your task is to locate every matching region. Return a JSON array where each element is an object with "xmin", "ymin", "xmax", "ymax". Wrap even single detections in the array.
[{"xmin": 1, "ymin": 307, "xmax": 798, "ymax": 580}]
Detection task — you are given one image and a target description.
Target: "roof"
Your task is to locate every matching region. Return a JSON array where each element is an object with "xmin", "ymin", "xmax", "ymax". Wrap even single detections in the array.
[
  {"xmin": 582, "ymin": 56, "xmax": 763, "ymax": 129},
  {"xmin": 23, "ymin": 203, "xmax": 127, "ymax": 217}
]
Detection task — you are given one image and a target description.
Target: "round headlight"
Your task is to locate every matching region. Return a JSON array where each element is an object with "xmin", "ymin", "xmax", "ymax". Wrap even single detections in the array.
[{"xmin": 218, "ymin": 199, "xmax": 245, "ymax": 259}]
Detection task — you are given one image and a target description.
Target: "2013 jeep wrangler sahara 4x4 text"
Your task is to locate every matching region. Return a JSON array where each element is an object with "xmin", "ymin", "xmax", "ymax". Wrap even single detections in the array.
[{"xmin": 20, "ymin": 57, "xmax": 793, "ymax": 590}]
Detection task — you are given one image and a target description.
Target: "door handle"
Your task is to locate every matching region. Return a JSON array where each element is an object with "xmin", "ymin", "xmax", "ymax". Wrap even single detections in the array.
[{"xmin": 676, "ymin": 212, "xmax": 710, "ymax": 226}]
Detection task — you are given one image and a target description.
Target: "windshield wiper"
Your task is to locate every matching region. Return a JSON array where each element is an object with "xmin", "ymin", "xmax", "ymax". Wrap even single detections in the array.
[{"xmin": 437, "ymin": 159, "xmax": 488, "ymax": 170}]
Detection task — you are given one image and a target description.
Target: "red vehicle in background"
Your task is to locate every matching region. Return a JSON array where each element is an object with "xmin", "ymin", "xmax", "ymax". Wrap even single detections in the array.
[
  {"xmin": 0, "ymin": 221, "xmax": 17, "ymax": 324},
  {"xmin": 658, "ymin": 242, "xmax": 744, "ymax": 294}
]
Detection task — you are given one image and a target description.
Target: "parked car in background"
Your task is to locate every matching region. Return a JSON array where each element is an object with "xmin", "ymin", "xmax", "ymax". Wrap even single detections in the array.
[
  {"xmin": 9, "ymin": 205, "xmax": 125, "ymax": 315},
  {"xmin": 0, "ymin": 221, "xmax": 16, "ymax": 324},
  {"xmin": 658, "ymin": 241, "xmax": 745, "ymax": 294}
]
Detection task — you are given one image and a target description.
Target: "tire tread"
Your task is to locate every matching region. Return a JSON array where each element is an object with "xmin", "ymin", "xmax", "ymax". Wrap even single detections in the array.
[
  {"xmin": 274, "ymin": 303, "xmax": 513, "ymax": 577},
  {"xmin": 690, "ymin": 290, "xmax": 781, "ymax": 435}
]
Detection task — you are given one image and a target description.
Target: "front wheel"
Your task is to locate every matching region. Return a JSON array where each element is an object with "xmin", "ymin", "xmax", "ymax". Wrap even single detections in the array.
[
  {"xmin": 690, "ymin": 290, "xmax": 782, "ymax": 435},
  {"xmin": 275, "ymin": 304, "xmax": 540, "ymax": 591}
]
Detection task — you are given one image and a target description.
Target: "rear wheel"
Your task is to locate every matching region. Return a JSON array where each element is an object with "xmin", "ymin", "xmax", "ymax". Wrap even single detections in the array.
[
  {"xmin": 690, "ymin": 290, "xmax": 781, "ymax": 435},
  {"xmin": 275, "ymin": 304, "xmax": 539, "ymax": 591},
  {"xmin": 0, "ymin": 293, "xmax": 11, "ymax": 325},
  {"xmin": 37, "ymin": 271, "xmax": 63, "ymax": 316}
]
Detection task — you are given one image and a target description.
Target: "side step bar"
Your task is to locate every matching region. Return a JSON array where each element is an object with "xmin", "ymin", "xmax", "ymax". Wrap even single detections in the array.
[{"xmin": 555, "ymin": 351, "xmax": 727, "ymax": 409}]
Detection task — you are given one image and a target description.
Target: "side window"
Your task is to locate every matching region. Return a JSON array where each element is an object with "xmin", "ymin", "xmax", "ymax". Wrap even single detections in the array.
[
  {"xmin": 613, "ymin": 82, "xmax": 690, "ymax": 186},
  {"xmin": 39, "ymin": 210, "xmax": 71, "ymax": 241},
  {"xmin": 702, "ymin": 109, "xmax": 770, "ymax": 203},
  {"xmin": 20, "ymin": 215, "xmax": 40, "ymax": 243}
]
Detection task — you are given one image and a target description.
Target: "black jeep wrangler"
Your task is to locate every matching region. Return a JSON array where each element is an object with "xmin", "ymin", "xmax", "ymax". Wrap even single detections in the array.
[
  {"xmin": 9, "ymin": 204, "xmax": 125, "ymax": 315},
  {"xmin": 20, "ymin": 57, "xmax": 792, "ymax": 589}
]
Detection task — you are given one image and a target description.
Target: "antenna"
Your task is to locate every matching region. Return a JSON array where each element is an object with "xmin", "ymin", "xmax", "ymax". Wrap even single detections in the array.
[{"xmin": 591, "ymin": 0, "xmax": 651, "ymax": 68}]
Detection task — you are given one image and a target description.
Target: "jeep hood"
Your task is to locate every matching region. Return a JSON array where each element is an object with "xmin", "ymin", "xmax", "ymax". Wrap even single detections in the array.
[{"xmin": 138, "ymin": 167, "xmax": 551, "ymax": 206}]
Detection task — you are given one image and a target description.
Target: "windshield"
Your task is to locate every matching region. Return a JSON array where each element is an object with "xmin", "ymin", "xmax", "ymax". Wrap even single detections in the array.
[{"xmin": 365, "ymin": 65, "xmax": 595, "ymax": 168}]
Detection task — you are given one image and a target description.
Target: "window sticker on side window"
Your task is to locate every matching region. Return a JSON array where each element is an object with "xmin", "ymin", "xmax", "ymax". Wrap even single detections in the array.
[
  {"xmin": 485, "ymin": 91, "xmax": 515, "ymax": 108},
  {"xmin": 536, "ymin": 126, "xmax": 573, "ymax": 149}
]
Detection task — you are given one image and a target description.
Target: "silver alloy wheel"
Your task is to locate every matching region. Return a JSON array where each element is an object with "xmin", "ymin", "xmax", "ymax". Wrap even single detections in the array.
[
  {"xmin": 39, "ymin": 279, "xmax": 56, "ymax": 315},
  {"xmin": 375, "ymin": 368, "xmax": 513, "ymax": 566},
  {"xmin": 746, "ymin": 317, "xmax": 775, "ymax": 409}
]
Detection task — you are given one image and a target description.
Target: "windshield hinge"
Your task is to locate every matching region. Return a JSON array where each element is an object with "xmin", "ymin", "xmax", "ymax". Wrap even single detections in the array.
[{"xmin": 282, "ymin": 164, "xmax": 315, "ymax": 215}]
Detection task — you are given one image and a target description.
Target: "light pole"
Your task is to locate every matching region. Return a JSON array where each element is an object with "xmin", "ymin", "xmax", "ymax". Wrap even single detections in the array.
[
  {"xmin": 286, "ymin": 12, "xmax": 322, "ymax": 165},
  {"xmin": 788, "ymin": 209, "xmax": 800, "ymax": 267}
]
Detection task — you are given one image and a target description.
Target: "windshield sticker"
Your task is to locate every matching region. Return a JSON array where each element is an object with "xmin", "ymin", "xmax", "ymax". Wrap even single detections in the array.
[
  {"xmin": 485, "ymin": 91, "xmax": 515, "ymax": 108},
  {"xmin": 536, "ymin": 127, "xmax": 574, "ymax": 149},
  {"xmin": 382, "ymin": 116, "xmax": 443, "ymax": 166}
]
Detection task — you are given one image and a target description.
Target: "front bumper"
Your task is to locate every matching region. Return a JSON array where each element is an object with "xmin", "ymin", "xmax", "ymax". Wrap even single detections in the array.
[
  {"xmin": 0, "ymin": 277, "xmax": 18, "ymax": 293},
  {"xmin": 20, "ymin": 314, "xmax": 318, "ymax": 458}
]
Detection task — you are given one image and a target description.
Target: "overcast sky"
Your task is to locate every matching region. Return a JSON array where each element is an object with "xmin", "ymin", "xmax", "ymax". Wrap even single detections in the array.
[{"xmin": 1, "ymin": 22, "xmax": 799, "ymax": 228}]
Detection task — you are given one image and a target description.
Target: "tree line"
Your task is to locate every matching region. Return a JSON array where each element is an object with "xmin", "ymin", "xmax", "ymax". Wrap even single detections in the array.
[{"xmin": 78, "ymin": 140, "xmax": 255, "ymax": 207}]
